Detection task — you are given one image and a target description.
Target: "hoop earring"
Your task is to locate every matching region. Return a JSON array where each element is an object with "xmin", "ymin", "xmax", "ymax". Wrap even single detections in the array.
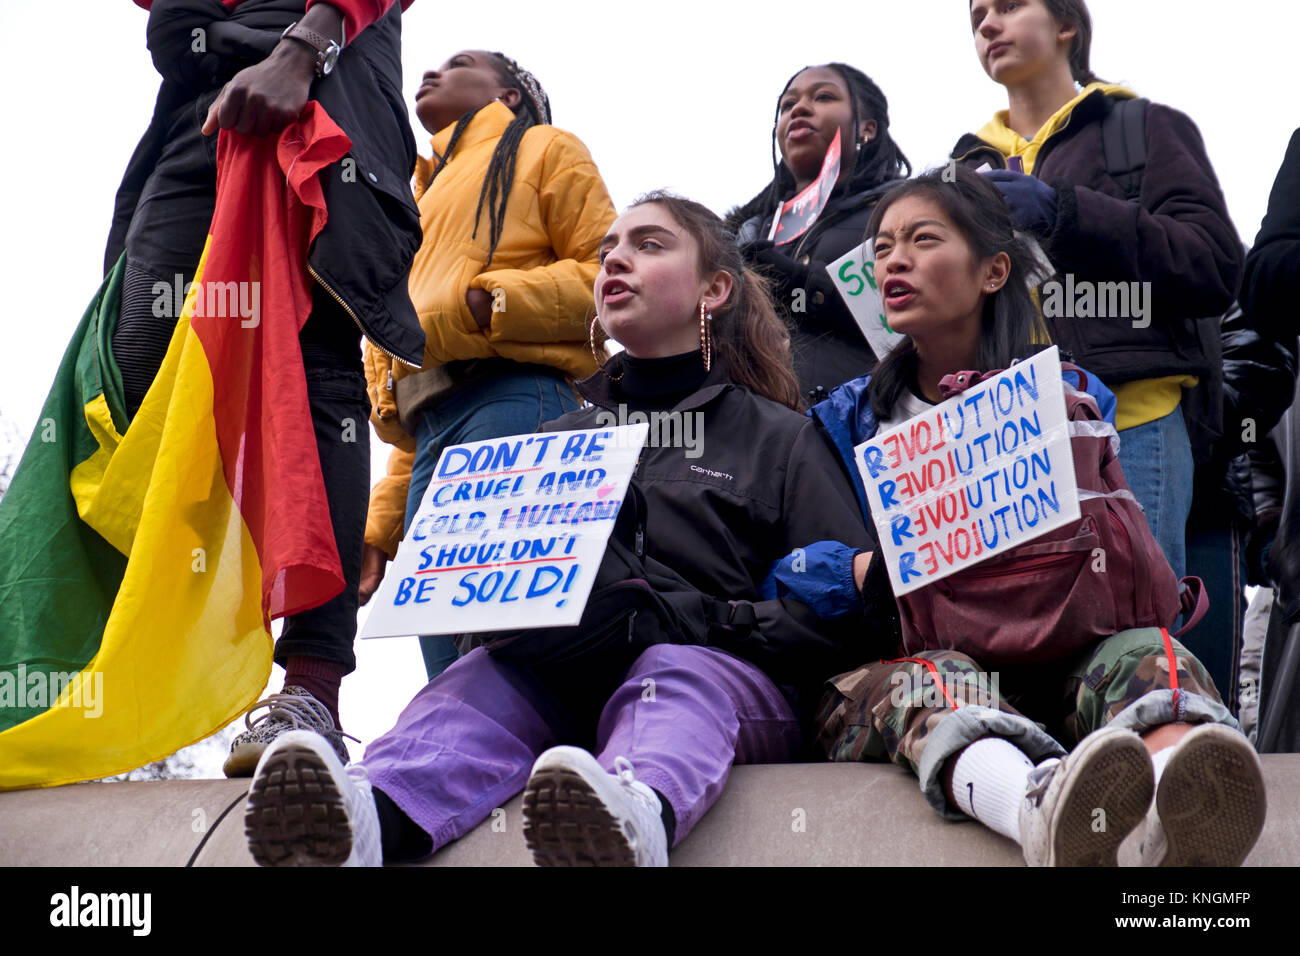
[
  {"xmin": 699, "ymin": 299, "xmax": 712, "ymax": 373},
  {"xmin": 590, "ymin": 314, "xmax": 622, "ymax": 381}
]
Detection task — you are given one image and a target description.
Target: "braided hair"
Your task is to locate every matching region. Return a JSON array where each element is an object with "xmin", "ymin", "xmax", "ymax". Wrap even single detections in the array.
[
  {"xmin": 425, "ymin": 53, "xmax": 552, "ymax": 267},
  {"xmin": 725, "ymin": 63, "xmax": 911, "ymax": 233}
]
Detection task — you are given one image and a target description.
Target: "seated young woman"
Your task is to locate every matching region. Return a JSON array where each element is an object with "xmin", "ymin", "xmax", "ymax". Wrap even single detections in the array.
[
  {"xmin": 766, "ymin": 166, "xmax": 1265, "ymax": 867},
  {"xmin": 241, "ymin": 191, "xmax": 876, "ymax": 867}
]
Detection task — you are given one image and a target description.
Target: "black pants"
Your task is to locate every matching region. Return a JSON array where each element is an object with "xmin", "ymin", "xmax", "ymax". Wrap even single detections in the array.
[{"xmin": 113, "ymin": 86, "xmax": 369, "ymax": 673}]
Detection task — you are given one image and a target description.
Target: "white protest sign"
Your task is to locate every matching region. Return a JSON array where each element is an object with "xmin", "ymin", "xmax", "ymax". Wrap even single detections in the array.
[
  {"xmin": 855, "ymin": 347, "xmax": 1080, "ymax": 596},
  {"xmin": 362, "ymin": 424, "xmax": 649, "ymax": 638},
  {"xmin": 825, "ymin": 240, "xmax": 906, "ymax": 359}
]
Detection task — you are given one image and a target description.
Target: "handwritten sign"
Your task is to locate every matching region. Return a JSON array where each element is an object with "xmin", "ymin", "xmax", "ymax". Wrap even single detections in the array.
[
  {"xmin": 826, "ymin": 239, "xmax": 906, "ymax": 360},
  {"xmin": 855, "ymin": 347, "xmax": 1080, "ymax": 595},
  {"xmin": 768, "ymin": 129, "xmax": 841, "ymax": 246},
  {"xmin": 362, "ymin": 424, "xmax": 649, "ymax": 638}
]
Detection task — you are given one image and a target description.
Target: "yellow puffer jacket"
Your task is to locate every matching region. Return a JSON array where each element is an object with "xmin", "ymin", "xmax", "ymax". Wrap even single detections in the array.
[{"xmin": 363, "ymin": 102, "xmax": 615, "ymax": 556}]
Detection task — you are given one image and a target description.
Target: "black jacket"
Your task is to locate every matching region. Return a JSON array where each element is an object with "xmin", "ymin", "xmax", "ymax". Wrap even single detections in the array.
[
  {"xmin": 1239, "ymin": 129, "xmax": 1300, "ymax": 751},
  {"xmin": 543, "ymin": 356, "xmax": 877, "ymax": 692},
  {"xmin": 735, "ymin": 181, "xmax": 897, "ymax": 403},
  {"xmin": 106, "ymin": 0, "xmax": 425, "ymax": 366},
  {"xmin": 952, "ymin": 90, "xmax": 1242, "ymax": 389}
]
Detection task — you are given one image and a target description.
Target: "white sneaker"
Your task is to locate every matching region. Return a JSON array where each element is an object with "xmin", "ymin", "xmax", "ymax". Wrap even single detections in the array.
[
  {"xmin": 522, "ymin": 746, "xmax": 668, "ymax": 867},
  {"xmin": 1133, "ymin": 723, "xmax": 1267, "ymax": 867},
  {"xmin": 244, "ymin": 729, "xmax": 382, "ymax": 867},
  {"xmin": 1019, "ymin": 725, "xmax": 1154, "ymax": 866}
]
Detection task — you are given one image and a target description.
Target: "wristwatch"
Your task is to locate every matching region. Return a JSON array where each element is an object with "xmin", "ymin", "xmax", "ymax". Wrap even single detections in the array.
[{"xmin": 280, "ymin": 21, "xmax": 342, "ymax": 77}]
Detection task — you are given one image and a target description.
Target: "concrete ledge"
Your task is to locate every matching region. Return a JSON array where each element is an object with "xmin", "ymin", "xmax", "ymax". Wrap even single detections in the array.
[{"xmin": 3, "ymin": 759, "xmax": 1297, "ymax": 866}]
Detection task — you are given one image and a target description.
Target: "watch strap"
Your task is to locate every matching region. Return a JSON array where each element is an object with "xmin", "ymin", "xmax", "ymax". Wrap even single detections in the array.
[{"xmin": 284, "ymin": 24, "xmax": 335, "ymax": 55}]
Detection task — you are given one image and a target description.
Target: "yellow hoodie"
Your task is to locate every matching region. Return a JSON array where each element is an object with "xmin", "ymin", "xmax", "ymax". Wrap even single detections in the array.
[
  {"xmin": 975, "ymin": 83, "xmax": 1196, "ymax": 431},
  {"xmin": 364, "ymin": 102, "xmax": 616, "ymax": 556}
]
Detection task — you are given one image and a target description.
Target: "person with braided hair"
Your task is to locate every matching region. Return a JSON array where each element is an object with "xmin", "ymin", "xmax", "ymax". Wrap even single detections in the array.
[
  {"xmin": 360, "ymin": 50, "xmax": 616, "ymax": 679},
  {"xmin": 727, "ymin": 63, "xmax": 911, "ymax": 406}
]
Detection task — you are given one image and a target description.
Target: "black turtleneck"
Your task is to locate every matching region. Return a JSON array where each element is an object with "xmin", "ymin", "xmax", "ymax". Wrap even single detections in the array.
[{"xmin": 617, "ymin": 350, "xmax": 710, "ymax": 410}]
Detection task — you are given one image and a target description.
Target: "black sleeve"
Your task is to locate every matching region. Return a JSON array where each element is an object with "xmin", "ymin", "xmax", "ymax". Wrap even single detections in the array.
[
  {"xmin": 1045, "ymin": 104, "xmax": 1243, "ymax": 322},
  {"xmin": 1219, "ymin": 303, "xmax": 1299, "ymax": 460},
  {"xmin": 1242, "ymin": 128, "xmax": 1300, "ymax": 342},
  {"xmin": 708, "ymin": 419, "xmax": 888, "ymax": 686}
]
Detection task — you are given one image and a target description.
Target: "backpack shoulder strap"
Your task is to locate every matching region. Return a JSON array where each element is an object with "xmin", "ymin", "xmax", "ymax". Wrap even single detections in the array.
[{"xmin": 1100, "ymin": 97, "xmax": 1150, "ymax": 201}]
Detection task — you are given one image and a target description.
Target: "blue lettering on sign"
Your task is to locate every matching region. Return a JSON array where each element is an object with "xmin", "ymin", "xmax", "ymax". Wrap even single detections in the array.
[
  {"xmin": 451, "ymin": 573, "xmax": 478, "ymax": 607},
  {"xmin": 890, "ymin": 513, "xmax": 913, "ymax": 546},
  {"xmin": 437, "ymin": 447, "xmax": 472, "ymax": 478},
  {"xmin": 863, "ymin": 445, "xmax": 887, "ymax": 479},
  {"xmin": 393, "ymin": 577, "xmax": 415, "ymax": 605},
  {"xmin": 898, "ymin": 552, "xmax": 921, "ymax": 583},
  {"xmin": 878, "ymin": 479, "xmax": 899, "ymax": 509},
  {"xmin": 526, "ymin": 566, "xmax": 565, "ymax": 598},
  {"xmin": 561, "ymin": 434, "xmax": 586, "ymax": 463}
]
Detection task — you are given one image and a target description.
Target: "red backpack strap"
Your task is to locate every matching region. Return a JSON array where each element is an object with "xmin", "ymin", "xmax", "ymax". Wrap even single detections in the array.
[
  {"xmin": 1171, "ymin": 576, "xmax": 1209, "ymax": 639},
  {"xmin": 1061, "ymin": 361, "xmax": 1089, "ymax": 393},
  {"xmin": 937, "ymin": 368, "xmax": 1003, "ymax": 399}
]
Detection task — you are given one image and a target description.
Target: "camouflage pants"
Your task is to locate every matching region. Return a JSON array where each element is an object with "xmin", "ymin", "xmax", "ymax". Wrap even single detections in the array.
[{"xmin": 816, "ymin": 628, "xmax": 1238, "ymax": 818}]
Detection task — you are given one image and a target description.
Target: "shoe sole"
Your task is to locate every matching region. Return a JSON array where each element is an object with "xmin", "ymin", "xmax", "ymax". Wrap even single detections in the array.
[
  {"xmin": 1048, "ymin": 733, "xmax": 1154, "ymax": 866},
  {"xmin": 522, "ymin": 767, "xmax": 636, "ymax": 867},
  {"xmin": 223, "ymin": 743, "xmax": 264, "ymax": 779},
  {"xmin": 244, "ymin": 741, "xmax": 353, "ymax": 867},
  {"xmin": 1156, "ymin": 727, "xmax": 1267, "ymax": 867}
]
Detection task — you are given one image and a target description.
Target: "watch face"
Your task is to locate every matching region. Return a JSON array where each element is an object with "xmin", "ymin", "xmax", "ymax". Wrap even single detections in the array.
[{"xmin": 321, "ymin": 44, "xmax": 339, "ymax": 76}]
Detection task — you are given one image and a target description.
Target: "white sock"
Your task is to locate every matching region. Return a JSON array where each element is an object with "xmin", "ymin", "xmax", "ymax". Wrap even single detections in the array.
[
  {"xmin": 950, "ymin": 737, "xmax": 1036, "ymax": 843},
  {"xmin": 1150, "ymin": 745, "xmax": 1174, "ymax": 785}
]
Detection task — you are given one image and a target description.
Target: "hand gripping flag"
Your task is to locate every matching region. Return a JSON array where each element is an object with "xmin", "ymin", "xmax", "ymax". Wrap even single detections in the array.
[{"xmin": 0, "ymin": 103, "xmax": 352, "ymax": 788}]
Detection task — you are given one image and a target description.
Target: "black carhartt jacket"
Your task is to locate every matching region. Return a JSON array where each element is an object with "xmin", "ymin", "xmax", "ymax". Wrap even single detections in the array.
[
  {"xmin": 952, "ymin": 89, "xmax": 1242, "ymax": 390},
  {"xmin": 735, "ymin": 181, "xmax": 898, "ymax": 404},
  {"xmin": 106, "ymin": 0, "xmax": 424, "ymax": 366},
  {"xmin": 543, "ymin": 355, "xmax": 879, "ymax": 692}
]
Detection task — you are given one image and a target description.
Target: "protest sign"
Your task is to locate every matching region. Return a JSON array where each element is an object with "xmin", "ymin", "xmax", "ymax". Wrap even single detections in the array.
[
  {"xmin": 768, "ymin": 129, "xmax": 841, "ymax": 246},
  {"xmin": 855, "ymin": 347, "xmax": 1080, "ymax": 596},
  {"xmin": 825, "ymin": 239, "xmax": 905, "ymax": 359},
  {"xmin": 362, "ymin": 424, "xmax": 649, "ymax": 638}
]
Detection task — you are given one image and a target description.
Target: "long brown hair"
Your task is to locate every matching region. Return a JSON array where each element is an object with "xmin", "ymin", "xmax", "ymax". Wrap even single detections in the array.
[{"xmin": 631, "ymin": 191, "xmax": 802, "ymax": 411}]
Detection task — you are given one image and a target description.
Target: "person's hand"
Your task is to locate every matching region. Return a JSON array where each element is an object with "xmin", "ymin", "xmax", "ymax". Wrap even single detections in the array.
[
  {"xmin": 201, "ymin": 39, "xmax": 316, "ymax": 137},
  {"xmin": 466, "ymin": 289, "xmax": 493, "ymax": 331},
  {"xmin": 359, "ymin": 543, "xmax": 390, "ymax": 605},
  {"xmin": 983, "ymin": 169, "xmax": 1059, "ymax": 237},
  {"xmin": 741, "ymin": 238, "xmax": 810, "ymax": 285}
]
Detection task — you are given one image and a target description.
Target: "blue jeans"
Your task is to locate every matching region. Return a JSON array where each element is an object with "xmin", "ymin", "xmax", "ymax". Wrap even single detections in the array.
[
  {"xmin": 402, "ymin": 369, "xmax": 581, "ymax": 679},
  {"xmin": 1117, "ymin": 404, "xmax": 1193, "ymax": 581}
]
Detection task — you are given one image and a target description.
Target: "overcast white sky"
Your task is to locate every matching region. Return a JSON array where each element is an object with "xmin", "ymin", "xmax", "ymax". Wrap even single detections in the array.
[{"xmin": 1, "ymin": 0, "xmax": 1295, "ymax": 755}]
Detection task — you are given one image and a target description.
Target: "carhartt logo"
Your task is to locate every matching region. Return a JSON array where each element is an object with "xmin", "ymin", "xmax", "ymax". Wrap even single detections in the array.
[
  {"xmin": 49, "ymin": 886, "xmax": 151, "ymax": 936},
  {"xmin": 689, "ymin": 464, "xmax": 733, "ymax": 481}
]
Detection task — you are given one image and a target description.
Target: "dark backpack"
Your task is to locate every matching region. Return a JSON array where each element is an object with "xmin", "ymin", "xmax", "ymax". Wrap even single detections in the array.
[
  {"xmin": 1100, "ymin": 97, "xmax": 1226, "ymax": 466},
  {"xmin": 476, "ymin": 482, "xmax": 757, "ymax": 672}
]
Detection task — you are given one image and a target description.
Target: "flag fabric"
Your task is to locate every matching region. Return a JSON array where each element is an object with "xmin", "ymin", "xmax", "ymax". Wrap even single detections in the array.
[{"xmin": 0, "ymin": 102, "xmax": 352, "ymax": 789}]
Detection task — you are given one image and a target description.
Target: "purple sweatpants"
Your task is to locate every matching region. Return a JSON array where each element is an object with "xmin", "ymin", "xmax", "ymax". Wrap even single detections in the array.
[{"xmin": 363, "ymin": 644, "xmax": 800, "ymax": 851}]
